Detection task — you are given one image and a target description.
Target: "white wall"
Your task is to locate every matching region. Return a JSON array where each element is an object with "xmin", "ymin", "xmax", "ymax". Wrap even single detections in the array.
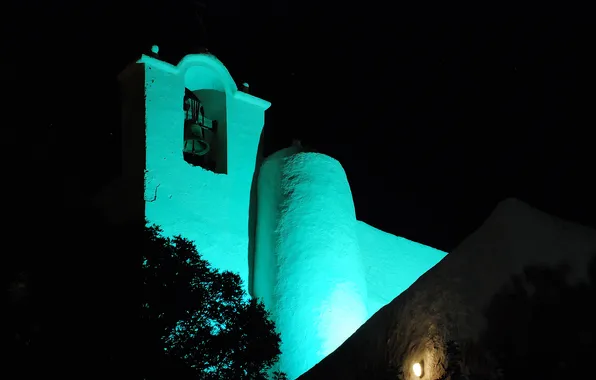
[
  {"xmin": 356, "ymin": 221, "xmax": 447, "ymax": 318},
  {"xmin": 118, "ymin": 54, "xmax": 270, "ymax": 291},
  {"xmin": 254, "ymin": 148, "xmax": 446, "ymax": 379},
  {"xmin": 255, "ymin": 148, "xmax": 369, "ymax": 379}
]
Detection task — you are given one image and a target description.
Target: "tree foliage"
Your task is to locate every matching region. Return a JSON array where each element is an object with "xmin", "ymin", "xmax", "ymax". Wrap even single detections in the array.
[{"xmin": 141, "ymin": 224, "xmax": 283, "ymax": 379}]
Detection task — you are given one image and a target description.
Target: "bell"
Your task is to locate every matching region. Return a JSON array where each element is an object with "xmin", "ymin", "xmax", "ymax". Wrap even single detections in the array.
[
  {"xmin": 183, "ymin": 137, "xmax": 210, "ymax": 156},
  {"xmin": 183, "ymin": 120, "xmax": 210, "ymax": 156}
]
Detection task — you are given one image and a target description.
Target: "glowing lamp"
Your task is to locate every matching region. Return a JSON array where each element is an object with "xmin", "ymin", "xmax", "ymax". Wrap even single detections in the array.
[{"xmin": 412, "ymin": 362, "xmax": 423, "ymax": 378}]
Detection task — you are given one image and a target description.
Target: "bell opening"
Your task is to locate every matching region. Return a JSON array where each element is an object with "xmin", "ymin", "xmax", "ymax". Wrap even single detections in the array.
[{"xmin": 182, "ymin": 88, "xmax": 223, "ymax": 173}]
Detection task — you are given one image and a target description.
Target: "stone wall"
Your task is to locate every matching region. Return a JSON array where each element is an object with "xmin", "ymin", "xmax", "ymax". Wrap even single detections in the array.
[{"xmin": 299, "ymin": 198, "xmax": 596, "ymax": 380}]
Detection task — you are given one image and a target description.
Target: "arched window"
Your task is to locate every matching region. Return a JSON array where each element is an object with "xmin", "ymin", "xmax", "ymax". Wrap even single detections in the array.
[{"xmin": 182, "ymin": 88, "xmax": 219, "ymax": 171}]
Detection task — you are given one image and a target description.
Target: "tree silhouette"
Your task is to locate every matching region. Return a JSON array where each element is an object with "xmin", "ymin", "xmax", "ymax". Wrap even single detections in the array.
[
  {"xmin": 3, "ymin": 210, "xmax": 285, "ymax": 379},
  {"xmin": 141, "ymin": 224, "xmax": 283, "ymax": 379}
]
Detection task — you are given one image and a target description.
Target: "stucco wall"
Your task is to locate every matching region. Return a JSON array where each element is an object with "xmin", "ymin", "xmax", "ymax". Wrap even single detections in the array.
[
  {"xmin": 254, "ymin": 148, "xmax": 369, "ymax": 379},
  {"xmin": 254, "ymin": 148, "xmax": 446, "ymax": 378},
  {"xmin": 118, "ymin": 54, "xmax": 270, "ymax": 291},
  {"xmin": 356, "ymin": 221, "xmax": 447, "ymax": 318}
]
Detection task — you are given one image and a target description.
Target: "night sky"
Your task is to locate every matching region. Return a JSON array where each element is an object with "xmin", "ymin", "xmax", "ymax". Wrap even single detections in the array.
[{"xmin": 5, "ymin": 0, "xmax": 594, "ymax": 252}]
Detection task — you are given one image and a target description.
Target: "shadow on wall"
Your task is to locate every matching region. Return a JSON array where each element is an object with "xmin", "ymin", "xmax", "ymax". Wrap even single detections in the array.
[
  {"xmin": 247, "ymin": 127, "xmax": 266, "ymax": 296},
  {"xmin": 356, "ymin": 255, "xmax": 596, "ymax": 380},
  {"xmin": 418, "ymin": 255, "xmax": 596, "ymax": 380},
  {"xmin": 474, "ymin": 253, "xmax": 596, "ymax": 380}
]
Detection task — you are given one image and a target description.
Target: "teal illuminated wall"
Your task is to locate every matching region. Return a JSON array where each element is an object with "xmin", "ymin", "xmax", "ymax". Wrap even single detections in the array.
[
  {"xmin": 356, "ymin": 221, "xmax": 447, "ymax": 317},
  {"xmin": 118, "ymin": 53, "xmax": 446, "ymax": 379},
  {"xmin": 255, "ymin": 148, "xmax": 369, "ymax": 378},
  {"xmin": 254, "ymin": 148, "xmax": 446, "ymax": 378},
  {"xmin": 118, "ymin": 53, "xmax": 270, "ymax": 291}
]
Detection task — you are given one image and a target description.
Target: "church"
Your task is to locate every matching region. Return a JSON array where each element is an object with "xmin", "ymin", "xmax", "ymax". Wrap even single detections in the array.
[{"xmin": 111, "ymin": 48, "xmax": 446, "ymax": 379}]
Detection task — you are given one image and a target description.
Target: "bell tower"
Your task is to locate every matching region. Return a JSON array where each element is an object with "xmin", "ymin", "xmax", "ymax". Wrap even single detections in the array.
[{"xmin": 117, "ymin": 49, "xmax": 270, "ymax": 288}]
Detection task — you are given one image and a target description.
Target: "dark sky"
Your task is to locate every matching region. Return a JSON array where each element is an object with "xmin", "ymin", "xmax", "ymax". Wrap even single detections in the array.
[{"xmin": 4, "ymin": 0, "xmax": 594, "ymax": 252}]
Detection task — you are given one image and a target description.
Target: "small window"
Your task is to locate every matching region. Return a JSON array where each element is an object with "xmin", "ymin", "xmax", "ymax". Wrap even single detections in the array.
[{"xmin": 182, "ymin": 88, "xmax": 218, "ymax": 171}]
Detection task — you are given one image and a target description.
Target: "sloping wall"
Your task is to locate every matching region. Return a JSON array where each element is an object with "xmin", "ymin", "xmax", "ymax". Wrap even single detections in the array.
[
  {"xmin": 356, "ymin": 221, "xmax": 447, "ymax": 318},
  {"xmin": 298, "ymin": 198, "xmax": 596, "ymax": 380}
]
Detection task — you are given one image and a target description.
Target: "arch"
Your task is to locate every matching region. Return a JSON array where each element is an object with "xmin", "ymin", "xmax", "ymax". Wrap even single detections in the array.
[
  {"xmin": 177, "ymin": 55, "xmax": 232, "ymax": 175},
  {"xmin": 177, "ymin": 54, "xmax": 238, "ymax": 95},
  {"xmin": 136, "ymin": 52, "xmax": 270, "ymax": 110}
]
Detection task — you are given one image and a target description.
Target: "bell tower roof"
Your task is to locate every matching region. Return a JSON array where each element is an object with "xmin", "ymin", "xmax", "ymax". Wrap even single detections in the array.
[{"xmin": 118, "ymin": 52, "xmax": 270, "ymax": 111}]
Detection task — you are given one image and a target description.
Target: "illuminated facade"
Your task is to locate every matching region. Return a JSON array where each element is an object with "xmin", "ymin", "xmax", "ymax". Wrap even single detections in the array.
[{"xmin": 118, "ymin": 52, "xmax": 447, "ymax": 379}]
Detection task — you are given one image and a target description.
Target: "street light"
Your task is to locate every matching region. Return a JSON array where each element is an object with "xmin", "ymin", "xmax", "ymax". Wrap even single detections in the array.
[{"xmin": 412, "ymin": 362, "xmax": 423, "ymax": 378}]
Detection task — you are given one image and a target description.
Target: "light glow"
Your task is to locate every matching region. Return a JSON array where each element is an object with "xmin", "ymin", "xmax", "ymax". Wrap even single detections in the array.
[{"xmin": 413, "ymin": 362, "xmax": 422, "ymax": 377}]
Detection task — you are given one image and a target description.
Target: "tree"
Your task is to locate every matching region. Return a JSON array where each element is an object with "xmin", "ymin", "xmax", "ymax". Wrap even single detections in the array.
[{"xmin": 141, "ymin": 224, "xmax": 284, "ymax": 379}]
